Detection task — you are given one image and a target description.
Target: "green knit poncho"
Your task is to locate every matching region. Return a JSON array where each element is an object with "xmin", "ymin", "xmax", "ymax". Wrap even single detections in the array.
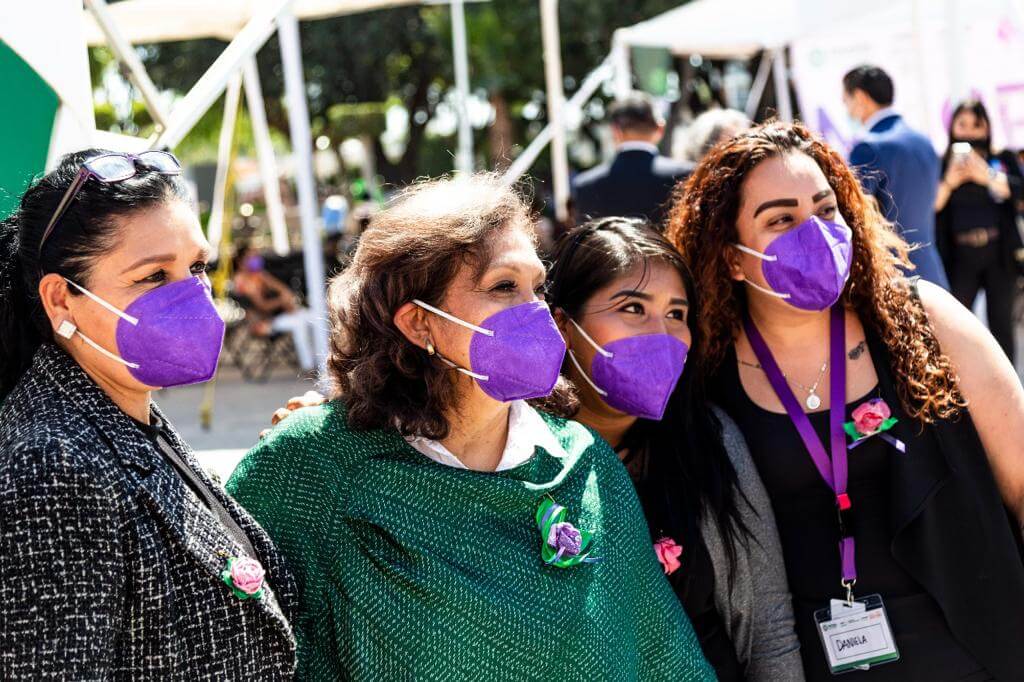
[{"xmin": 227, "ymin": 401, "xmax": 714, "ymax": 681}]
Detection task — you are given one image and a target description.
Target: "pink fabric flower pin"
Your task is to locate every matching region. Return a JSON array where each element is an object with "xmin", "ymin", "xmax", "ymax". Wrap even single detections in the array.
[
  {"xmin": 845, "ymin": 398, "xmax": 905, "ymax": 453},
  {"xmin": 221, "ymin": 556, "xmax": 265, "ymax": 600},
  {"xmin": 851, "ymin": 398, "xmax": 891, "ymax": 436},
  {"xmin": 654, "ymin": 537, "xmax": 683, "ymax": 575}
]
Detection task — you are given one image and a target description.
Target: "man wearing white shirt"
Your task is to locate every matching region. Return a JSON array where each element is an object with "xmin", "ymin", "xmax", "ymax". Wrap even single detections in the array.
[{"xmin": 572, "ymin": 91, "xmax": 693, "ymax": 230}]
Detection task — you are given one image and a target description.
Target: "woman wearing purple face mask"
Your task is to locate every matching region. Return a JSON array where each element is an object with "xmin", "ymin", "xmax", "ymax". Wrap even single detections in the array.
[
  {"xmin": 226, "ymin": 175, "xmax": 715, "ymax": 680},
  {"xmin": 540, "ymin": 217, "xmax": 803, "ymax": 682},
  {"xmin": 669, "ymin": 122, "xmax": 1024, "ymax": 680},
  {"xmin": 0, "ymin": 150, "xmax": 297, "ymax": 679}
]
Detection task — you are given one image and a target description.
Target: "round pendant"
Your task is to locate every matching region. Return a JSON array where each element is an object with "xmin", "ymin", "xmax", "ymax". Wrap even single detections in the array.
[{"xmin": 806, "ymin": 393, "xmax": 822, "ymax": 410}]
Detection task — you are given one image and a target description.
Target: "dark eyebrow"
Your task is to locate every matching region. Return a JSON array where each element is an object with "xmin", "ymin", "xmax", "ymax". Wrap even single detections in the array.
[
  {"xmin": 121, "ymin": 253, "xmax": 175, "ymax": 274},
  {"xmin": 120, "ymin": 246, "xmax": 212, "ymax": 275},
  {"xmin": 753, "ymin": 198, "xmax": 798, "ymax": 218},
  {"xmin": 812, "ymin": 189, "xmax": 834, "ymax": 202},
  {"xmin": 670, "ymin": 297, "xmax": 688, "ymax": 306},
  {"xmin": 611, "ymin": 289, "xmax": 653, "ymax": 301}
]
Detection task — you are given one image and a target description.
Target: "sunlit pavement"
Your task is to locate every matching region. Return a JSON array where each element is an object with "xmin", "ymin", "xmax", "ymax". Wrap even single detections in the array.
[{"xmin": 158, "ymin": 363, "xmax": 319, "ymax": 484}]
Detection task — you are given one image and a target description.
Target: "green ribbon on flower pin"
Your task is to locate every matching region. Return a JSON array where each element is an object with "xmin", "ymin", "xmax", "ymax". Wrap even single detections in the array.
[
  {"xmin": 221, "ymin": 556, "xmax": 266, "ymax": 601},
  {"xmin": 844, "ymin": 416, "xmax": 898, "ymax": 443},
  {"xmin": 536, "ymin": 497, "xmax": 601, "ymax": 568},
  {"xmin": 844, "ymin": 398, "xmax": 905, "ymax": 453}
]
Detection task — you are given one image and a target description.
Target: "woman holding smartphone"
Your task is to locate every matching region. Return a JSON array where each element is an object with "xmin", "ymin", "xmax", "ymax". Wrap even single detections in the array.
[{"xmin": 934, "ymin": 99, "xmax": 1024, "ymax": 363}]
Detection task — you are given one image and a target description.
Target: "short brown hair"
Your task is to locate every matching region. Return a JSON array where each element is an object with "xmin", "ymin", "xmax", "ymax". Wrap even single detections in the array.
[{"xmin": 326, "ymin": 174, "xmax": 538, "ymax": 438}]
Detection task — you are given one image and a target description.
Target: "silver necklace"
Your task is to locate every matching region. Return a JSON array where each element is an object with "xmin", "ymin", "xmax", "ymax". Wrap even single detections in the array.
[{"xmin": 739, "ymin": 358, "xmax": 829, "ymax": 409}]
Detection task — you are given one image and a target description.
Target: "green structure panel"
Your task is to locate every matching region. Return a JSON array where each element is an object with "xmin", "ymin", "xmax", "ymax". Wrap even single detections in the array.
[{"xmin": 0, "ymin": 40, "xmax": 58, "ymax": 218}]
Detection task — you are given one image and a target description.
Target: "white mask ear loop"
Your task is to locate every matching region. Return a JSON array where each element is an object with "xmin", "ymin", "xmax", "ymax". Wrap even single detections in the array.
[
  {"xmin": 566, "ymin": 318, "xmax": 610, "ymax": 397},
  {"xmin": 569, "ymin": 319, "xmax": 613, "ymax": 358},
  {"xmin": 56, "ymin": 320, "xmax": 140, "ymax": 369},
  {"xmin": 75, "ymin": 329, "xmax": 141, "ymax": 368},
  {"xmin": 566, "ymin": 349, "xmax": 607, "ymax": 397},
  {"xmin": 436, "ymin": 354, "xmax": 489, "ymax": 382},
  {"xmin": 742, "ymin": 278, "xmax": 792, "ymax": 300},
  {"xmin": 411, "ymin": 300, "xmax": 490, "ymax": 380},
  {"xmin": 733, "ymin": 243, "xmax": 778, "ymax": 262},
  {"xmin": 731, "ymin": 245, "xmax": 792, "ymax": 300},
  {"xmin": 411, "ymin": 299, "xmax": 493, "ymax": 336},
  {"xmin": 65, "ymin": 278, "xmax": 140, "ymax": 326}
]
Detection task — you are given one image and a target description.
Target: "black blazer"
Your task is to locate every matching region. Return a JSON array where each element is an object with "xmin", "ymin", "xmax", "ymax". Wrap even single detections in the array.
[
  {"xmin": 0, "ymin": 345, "xmax": 296, "ymax": 680},
  {"xmin": 936, "ymin": 149, "xmax": 1024, "ymax": 275},
  {"xmin": 865, "ymin": 317, "xmax": 1024, "ymax": 681},
  {"xmin": 572, "ymin": 148, "xmax": 694, "ymax": 228}
]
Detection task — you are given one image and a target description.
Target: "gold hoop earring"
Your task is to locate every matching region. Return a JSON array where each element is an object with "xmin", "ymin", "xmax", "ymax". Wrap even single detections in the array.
[{"xmin": 426, "ymin": 340, "xmax": 436, "ymax": 356}]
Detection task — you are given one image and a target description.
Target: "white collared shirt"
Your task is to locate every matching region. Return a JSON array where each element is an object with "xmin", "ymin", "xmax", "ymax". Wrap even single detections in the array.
[
  {"xmin": 617, "ymin": 141, "xmax": 660, "ymax": 155},
  {"xmin": 863, "ymin": 107, "xmax": 898, "ymax": 133},
  {"xmin": 405, "ymin": 400, "xmax": 567, "ymax": 471}
]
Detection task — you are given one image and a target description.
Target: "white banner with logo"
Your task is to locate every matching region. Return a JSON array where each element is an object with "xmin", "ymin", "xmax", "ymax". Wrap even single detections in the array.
[{"xmin": 790, "ymin": 0, "xmax": 1024, "ymax": 155}]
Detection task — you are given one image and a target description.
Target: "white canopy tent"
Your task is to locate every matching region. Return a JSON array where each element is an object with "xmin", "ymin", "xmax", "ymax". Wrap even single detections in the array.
[
  {"xmin": 81, "ymin": 0, "xmax": 441, "ymax": 44},
  {"xmin": 611, "ymin": 0, "xmax": 1024, "ymax": 149},
  {"xmin": 75, "ymin": 0, "xmax": 483, "ymax": 366},
  {"xmin": 503, "ymin": 0, "xmax": 1024, "ymax": 214}
]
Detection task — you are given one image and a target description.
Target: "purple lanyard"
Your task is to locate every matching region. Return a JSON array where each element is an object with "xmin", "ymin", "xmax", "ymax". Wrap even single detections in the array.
[{"xmin": 744, "ymin": 304, "xmax": 856, "ymax": 588}]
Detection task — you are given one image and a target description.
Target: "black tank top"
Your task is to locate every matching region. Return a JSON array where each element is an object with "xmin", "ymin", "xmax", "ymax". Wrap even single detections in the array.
[{"xmin": 711, "ymin": 337, "xmax": 990, "ymax": 681}]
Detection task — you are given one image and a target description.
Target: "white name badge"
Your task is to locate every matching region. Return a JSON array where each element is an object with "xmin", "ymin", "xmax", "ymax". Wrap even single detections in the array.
[{"xmin": 814, "ymin": 594, "xmax": 900, "ymax": 675}]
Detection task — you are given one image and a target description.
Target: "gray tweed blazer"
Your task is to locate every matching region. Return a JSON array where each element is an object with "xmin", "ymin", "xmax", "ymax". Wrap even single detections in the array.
[
  {"xmin": 703, "ymin": 407, "xmax": 805, "ymax": 681},
  {"xmin": 0, "ymin": 345, "xmax": 296, "ymax": 680}
]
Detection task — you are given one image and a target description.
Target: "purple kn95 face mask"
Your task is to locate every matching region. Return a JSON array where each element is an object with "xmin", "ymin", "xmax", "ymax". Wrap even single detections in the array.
[
  {"xmin": 567, "ymin": 319, "xmax": 689, "ymax": 421},
  {"xmin": 734, "ymin": 215, "xmax": 853, "ymax": 311},
  {"xmin": 412, "ymin": 299, "xmax": 567, "ymax": 402},
  {"xmin": 62, "ymin": 276, "xmax": 225, "ymax": 388}
]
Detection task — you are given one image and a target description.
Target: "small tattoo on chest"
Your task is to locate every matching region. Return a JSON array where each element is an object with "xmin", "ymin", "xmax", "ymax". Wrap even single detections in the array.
[{"xmin": 848, "ymin": 341, "xmax": 867, "ymax": 360}]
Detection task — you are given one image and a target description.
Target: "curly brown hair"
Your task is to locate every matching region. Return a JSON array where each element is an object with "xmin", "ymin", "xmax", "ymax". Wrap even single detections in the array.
[
  {"xmin": 665, "ymin": 121, "xmax": 964, "ymax": 423},
  {"xmin": 326, "ymin": 173, "xmax": 565, "ymax": 439}
]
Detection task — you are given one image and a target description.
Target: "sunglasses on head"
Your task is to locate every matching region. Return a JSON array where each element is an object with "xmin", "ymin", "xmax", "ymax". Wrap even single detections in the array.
[{"xmin": 38, "ymin": 151, "xmax": 182, "ymax": 261}]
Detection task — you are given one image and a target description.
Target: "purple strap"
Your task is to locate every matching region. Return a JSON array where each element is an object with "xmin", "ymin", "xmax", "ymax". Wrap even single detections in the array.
[{"xmin": 744, "ymin": 305, "xmax": 856, "ymax": 584}]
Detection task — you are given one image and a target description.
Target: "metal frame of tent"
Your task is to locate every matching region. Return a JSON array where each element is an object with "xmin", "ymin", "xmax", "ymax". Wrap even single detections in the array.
[{"xmin": 83, "ymin": 0, "xmax": 481, "ymax": 362}]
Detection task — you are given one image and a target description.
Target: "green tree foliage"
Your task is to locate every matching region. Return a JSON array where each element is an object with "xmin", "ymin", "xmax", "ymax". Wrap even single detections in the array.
[{"xmin": 107, "ymin": 1, "xmax": 687, "ymax": 182}]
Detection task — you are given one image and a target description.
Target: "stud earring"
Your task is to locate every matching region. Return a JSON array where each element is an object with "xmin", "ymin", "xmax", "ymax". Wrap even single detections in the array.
[
  {"xmin": 56, "ymin": 320, "xmax": 77, "ymax": 339},
  {"xmin": 426, "ymin": 340, "xmax": 436, "ymax": 356}
]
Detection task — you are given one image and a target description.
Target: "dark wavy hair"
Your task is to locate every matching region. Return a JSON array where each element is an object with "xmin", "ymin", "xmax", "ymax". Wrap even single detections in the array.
[
  {"xmin": 0, "ymin": 149, "xmax": 189, "ymax": 397},
  {"xmin": 544, "ymin": 216, "xmax": 749, "ymax": 577},
  {"xmin": 666, "ymin": 121, "xmax": 964, "ymax": 423},
  {"xmin": 326, "ymin": 173, "xmax": 572, "ymax": 439}
]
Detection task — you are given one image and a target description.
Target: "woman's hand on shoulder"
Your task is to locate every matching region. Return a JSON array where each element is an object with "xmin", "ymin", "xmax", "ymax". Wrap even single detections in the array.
[
  {"xmin": 917, "ymin": 280, "xmax": 1024, "ymax": 522},
  {"xmin": 260, "ymin": 390, "xmax": 327, "ymax": 439}
]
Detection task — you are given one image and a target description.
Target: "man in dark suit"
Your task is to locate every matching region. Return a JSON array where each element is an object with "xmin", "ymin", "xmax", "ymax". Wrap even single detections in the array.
[
  {"xmin": 843, "ymin": 65, "xmax": 950, "ymax": 288},
  {"xmin": 572, "ymin": 91, "xmax": 693, "ymax": 228}
]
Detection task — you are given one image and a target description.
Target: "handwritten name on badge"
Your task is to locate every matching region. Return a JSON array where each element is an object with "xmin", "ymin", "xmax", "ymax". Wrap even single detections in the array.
[
  {"xmin": 836, "ymin": 634, "xmax": 869, "ymax": 652},
  {"xmin": 816, "ymin": 596, "xmax": 899, "ymax": 673},
  {"xmin": 823, "ymin": 609, "xmax": 895, "ymax": 665}
]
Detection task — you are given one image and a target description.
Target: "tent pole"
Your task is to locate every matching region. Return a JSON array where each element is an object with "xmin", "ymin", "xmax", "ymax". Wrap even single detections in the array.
[
  {"xmin": 206, "ymin": 72, "xmax": 242, "ymax": 252},
  {"xmin": 611, "ymin": 33, "xmax": 631, "ymax": 98},
  {"xmin": 540, "ymin": 0, "xmax": 569, "ymax": 223},
  {"xmin": 502, "ymin": 54, "xmax": 613, "ymax": 186},
  {"xmin": 771, "ymin": 48, "xmax": 793, "ymax": 122},
  {"xmin": 84, "ymin": 0, "xmax": 170, "ymax": 131},
  {"xmin": 152, "ymin": 0, "xmax": 294, "ymax": 151},
  {"xmin": 278, "ymin": 7, "xmax": 330, "ymax": 368},
  {"xmin": 745, "ymin": 50, "xmax": 773, "ymax": 120},
  {"xmin": 242, "ymin": 57, "xmax": 290, "ymax": 256},
  {"xmin": 451, "ymin": 0, "xmax": 473, "ymax": 173}
]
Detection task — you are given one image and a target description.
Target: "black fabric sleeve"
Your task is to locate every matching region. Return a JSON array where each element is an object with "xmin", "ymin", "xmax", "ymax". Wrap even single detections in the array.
[{"xmin": 0, "ymin": 440, "xmax": 126, "ymax": 679}]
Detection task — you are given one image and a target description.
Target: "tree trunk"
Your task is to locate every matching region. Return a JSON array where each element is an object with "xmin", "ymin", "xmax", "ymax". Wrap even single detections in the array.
[{"xmin": 488, "ymin": 90, "xmax": 514, "ymax": 171}]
